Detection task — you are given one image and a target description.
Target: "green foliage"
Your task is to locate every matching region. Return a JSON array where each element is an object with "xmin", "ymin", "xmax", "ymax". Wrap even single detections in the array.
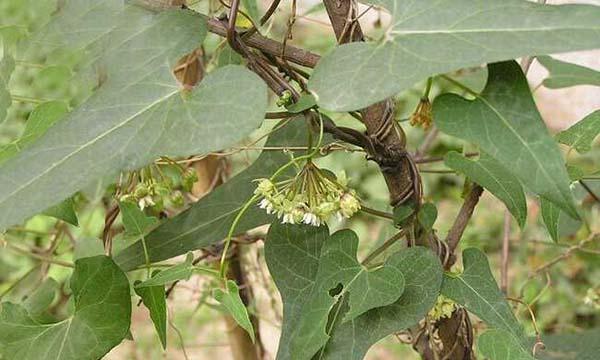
[
  {"xmin": 417, "ymin": 202, "xmax": 437, "ymax": 231},
  {"xmin": 536, "ymin": 327, "xmax": 600, "ymax": 360},
  {"xmin": 1, "ymin": 1, "xmax": 599, "ymax": 359},
  {"xmin": 0, "ymin": 53, "xmax": 13, "ymax": 123},
  {"xmin": 434, "ymin": 61, "xmax": 577, "ymax": 218},
  {"xmin": 442, "ymin": 249, "xmax": 526, "ymax": 355},
  {"xmin": 22, "ymin": 278, "xmax": 58, "ymax": 316},
  {"xmin": 308, "ymin": 0, "xmax": 600, "ymax": 111},
  {"xmin": 285, "ymin": 93, "xmax": 317, "ymax": 113},
  {"xmin": 540, "ymin": 197, "xmax": 561, "ymax": 243},
  {"xmin": 0, "ymin": 101, "xmax": 69, "ymax": 164},
  {"xmin": 445, "ymin": 152, "xmax": 527, "ymax": 228},
  {"xmin": 135, "ymin": 253, "xmax": 194, "ymax": 288},
  {"xmin": 265, "ymin": 223, "xmax": 405, "ymax": 359},
  {"xmin": 134, "ymin": 273, "xmax": 167, "ymax": 349},
  {"xmin": 0, "ymin": 6, "xmax": 268, "ymax": 231},
  {"xmin": 318, "ymin": 247, "xmax": 443, "ymax": 359},
  {"xmin": 241, "ymin": 0, "xmax": 260, "ymax": 25},
  {"xmin": 43, "ymin": 198, "xmax": 78, "ymax": 226},
  {"xmin": 478, "ymin": 329, "xmax": 534, "ymax": 360},
  {"xmin": 265, "ymin": 222, "xmax": 442, "ymax": 359},
  {"xmin": 119, "ymin": 201, "xmax": 157, "ymax": 236},
  {"xmin": 0, "ymin": 256, "xmax": 131, "ymax": 360},
  {"xmin": 214, "ymin": 280, "xmax": 255, "ymax": 343},
  {"xmin": 556, "ymin": 110, "xmax": 600, "ymax": 154},
  {"xmin": 537, "ymin": 56, "xmax": 600, "ymax": 89}
]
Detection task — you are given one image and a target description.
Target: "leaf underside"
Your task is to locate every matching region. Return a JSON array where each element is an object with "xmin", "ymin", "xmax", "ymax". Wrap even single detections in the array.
[
  {"xmin": 308, "ymin": 0, "xmax": 600, "ymax": 111},
  {"xmin": 0, "ymin": 4, "xmax": 268, "ymax": 231}
]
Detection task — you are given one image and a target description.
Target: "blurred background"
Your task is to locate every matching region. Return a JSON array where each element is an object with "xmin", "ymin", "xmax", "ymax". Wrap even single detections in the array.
[{"xmin": 1, "ymin": 1, "xmax": 599, "ymax": 359}]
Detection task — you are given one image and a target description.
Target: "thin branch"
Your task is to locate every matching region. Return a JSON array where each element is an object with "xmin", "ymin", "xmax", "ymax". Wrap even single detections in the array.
[
  {"xmin": 2, "ymin": 240, "xmax": 74, "ymax": 268},
  {"xmin": 580, "ymin": 179, "xmax": 600, "ymax": 203},
  {"xmin": 362, "ymin": 230, "xmax": 406, "ymax": 266},
  {"xmin": 527, "ymin": 233, "xmax": 599, "ymax": 279},
  {"xmin": 414, "ymin": 152, "xmax": 478, "ymax": 164},
  {"xmin": 360, "ymin": 205, "xmax": 394, "ymax": 220},
  {"xmin": 446, "ymin": 185, "xmax": 484, "ymax": 263},
  {"xmin": 206, "ymin": 18, "xmax": 320, "ymax": 68},
  {"xmin": 416, "ymin": 127, "xmax": 439, "ymax": 156}
]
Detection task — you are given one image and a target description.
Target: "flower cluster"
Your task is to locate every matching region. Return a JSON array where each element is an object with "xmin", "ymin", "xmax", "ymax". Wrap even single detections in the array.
[
  {"xmin": 254, "ymin": 161, "xmax": 361, "ymax": 226},
  {"xmin": 119, "ymin": 166, "xmax": 197, "ymax": 212},
  {"xmin": 410, "ymin": 97, "xmax": 432, "ymax": 129},
  {"xmin": 428, "ymin": 295, "xmax": 457, "ymax": 321}
]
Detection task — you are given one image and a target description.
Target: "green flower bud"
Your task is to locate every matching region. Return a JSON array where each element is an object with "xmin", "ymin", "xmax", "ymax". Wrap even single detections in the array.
[
  {"xmin": 291, "ymin": 206, "xmax": 305, "ymax": 223},
  {"xmin": 119, "ymin": 193, "xmax": 136, "ymax": 204},
  {"xmin": 134, "ymin": 184, "xmax": 149, "ymax": 198},
  {"xmin": 254, "ymin": 179, "xmax": 275, "ymax": 196},
  {"xmin": 153, "ymin": 183, "xmax": 170, "ymax": 196},
  {"xmin": 315, "ymin": 201, "xmax": 336, "ymax": 219},
  {"xmin": 276, "ymin": 90, "xmax": 293, "ymax": 107},
  {"xmin": 170, "ymin": 191, "xmax": 185, "ymax": 208},
  {"xmin": 339, "ymin": 191, "xmax": 360, "ymax": 218},
  {"xmin": 151, "ymin": 195, "xmax": 164, "ymax": 212}
]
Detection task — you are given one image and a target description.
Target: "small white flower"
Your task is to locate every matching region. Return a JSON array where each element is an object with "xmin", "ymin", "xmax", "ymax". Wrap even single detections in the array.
[
  {"xmin": 303, "ymin": 212, "xmax": 321, "ymax": 226},
  {"xmin": 291, "ymin": 206, "xmax": 305, "ymax": 224},
  {"xmin": 138, "ymin": 195, "xmax": 155, "ymax": 210},
  {"xmin": 255, "ymin": 179, "xmax": 275, "ymax": 196},
  {"xmin": 282, "ymin": 213, "xmax": 295, "ymax": 224},
  {"xmin": 259, "ymin": 198, "xmax": 277, "ymax": 215},
  {"xmin": 259, "ymin": 198, "xmax": 270, "ymax": 209}
]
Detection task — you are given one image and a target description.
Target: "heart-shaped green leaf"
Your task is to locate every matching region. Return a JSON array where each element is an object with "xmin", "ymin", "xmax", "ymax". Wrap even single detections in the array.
[
  {"xmin": 318, "ymin": 247, "xmax": 442, "ymax": 359},
  {"xmin": 214, "ymin": 280, "xmax": 255, "ymax": 343},
  {"xmin": 308, "ymin": 0, "xmax": 600, "ymax": 111},
  {"xmin": 0, "ymin": 256, "xmax": 131, "ymax": 360}
]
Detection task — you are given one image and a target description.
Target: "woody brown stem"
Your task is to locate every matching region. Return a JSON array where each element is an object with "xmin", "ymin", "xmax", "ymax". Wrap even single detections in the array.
[{"xmin": 322, "ymin": 0, "xmax": 414, "ymax": 207}]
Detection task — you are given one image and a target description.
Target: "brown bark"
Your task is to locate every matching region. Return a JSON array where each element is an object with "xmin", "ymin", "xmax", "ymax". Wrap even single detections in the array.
[
  {"xmin": 206, "ymin": 18, "xmax": 321, "ymax": 68},
  {"xmin": 322, "ymin": 0, "xmax": 414, "ymax": 207},
  {"xmin": 446, "ymin": 185, "xmax": 484, "ymax": 268}
]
